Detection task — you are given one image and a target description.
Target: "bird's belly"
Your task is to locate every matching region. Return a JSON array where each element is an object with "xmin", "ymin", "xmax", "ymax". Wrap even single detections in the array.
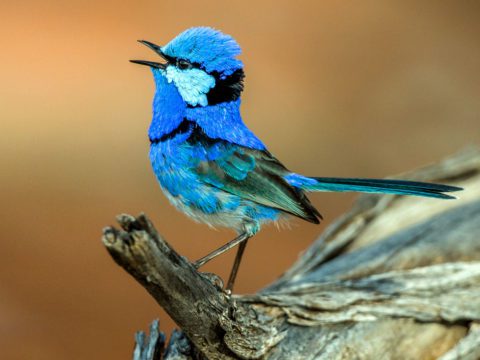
[
  {"xmin": 160, "ymin": 187, "xmax": 246, "ymax": 229},
  {"xmin": 149, "ymin": 141, "xmax": 280, "ymax": 231}
]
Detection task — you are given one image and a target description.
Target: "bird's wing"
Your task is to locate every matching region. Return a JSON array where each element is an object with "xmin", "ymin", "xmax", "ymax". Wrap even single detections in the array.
[{"xmin": 195, "ymin": 141, "xmax": 321, "ymax": 223}]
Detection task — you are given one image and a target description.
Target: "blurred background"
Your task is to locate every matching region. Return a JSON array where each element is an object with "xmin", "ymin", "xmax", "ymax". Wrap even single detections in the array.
[{"xmin": 1, "ymin": 1, "xmax": 479, "ymax": 358}]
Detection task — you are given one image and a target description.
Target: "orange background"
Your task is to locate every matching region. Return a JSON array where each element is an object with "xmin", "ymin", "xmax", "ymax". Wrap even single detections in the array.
[{"xmin": 1, "ymin": 1, "xmax": 479, "ymax": 359}]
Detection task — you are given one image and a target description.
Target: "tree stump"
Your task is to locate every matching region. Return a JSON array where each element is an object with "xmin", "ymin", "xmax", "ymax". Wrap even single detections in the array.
[{"xmin": 103, "ymin": 147, "xmax": 480, "ymax": 359}]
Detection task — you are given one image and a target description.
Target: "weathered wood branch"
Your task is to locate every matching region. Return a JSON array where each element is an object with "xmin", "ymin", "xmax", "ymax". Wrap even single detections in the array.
[
  {"xmin": 103, "ymin": 214, "xmax": 236, "ymax": 359},
  {"xmin": 103, "ymin": 147, "xmax": 480, "ymax": 359}
]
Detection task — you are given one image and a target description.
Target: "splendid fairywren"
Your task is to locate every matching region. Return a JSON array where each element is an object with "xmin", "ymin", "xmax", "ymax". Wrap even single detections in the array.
[{"xmin": 131, "ymin": 27, "xmax": 462, "ymax": 290}]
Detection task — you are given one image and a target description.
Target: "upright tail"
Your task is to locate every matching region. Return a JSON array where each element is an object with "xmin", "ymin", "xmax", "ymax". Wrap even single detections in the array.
[{"xmin": 292, "ymin": 176, "xmax": 463, "ymax": 200}]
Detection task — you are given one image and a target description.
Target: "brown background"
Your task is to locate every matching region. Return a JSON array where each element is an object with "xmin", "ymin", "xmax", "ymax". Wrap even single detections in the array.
[{"xmin": 1, "ymin": 1, "xmax": 479, "ymax": 359}]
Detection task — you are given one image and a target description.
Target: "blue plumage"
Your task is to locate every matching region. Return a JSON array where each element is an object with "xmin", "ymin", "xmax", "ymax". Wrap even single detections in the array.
[
  {"xmin": 131, "ymin": 27, "xmax": 462, "ymax": 289},
  {"xmin": 162, "ymin": 27, "xmax": 243, "ymax": 77},
  {"xmin": 185, "ymin": 100, "xmax": 266, "ymax": 150}
]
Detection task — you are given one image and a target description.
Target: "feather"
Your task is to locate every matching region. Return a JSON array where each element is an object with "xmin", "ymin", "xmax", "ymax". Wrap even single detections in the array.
[{"xmin": 293, "ymin": 176, "xmax": 462, "ymax": 200}]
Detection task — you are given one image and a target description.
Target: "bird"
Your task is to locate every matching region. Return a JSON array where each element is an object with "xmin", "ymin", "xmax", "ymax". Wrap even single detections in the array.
[{"xmin": 131, "ymin": 27, "xmax": 462, "ymax": 291}]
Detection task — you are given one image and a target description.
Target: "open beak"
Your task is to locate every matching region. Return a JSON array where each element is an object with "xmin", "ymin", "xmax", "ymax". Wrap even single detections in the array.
[{"xmin": 130, "ymin": 40, "xmax": 169, "ymax": 69}]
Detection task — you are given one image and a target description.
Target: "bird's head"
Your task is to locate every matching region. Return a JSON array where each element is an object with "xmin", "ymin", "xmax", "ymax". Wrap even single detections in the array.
[{"xmin": 131, "ymin": 27, "xmax": 245, "ymax": 107}]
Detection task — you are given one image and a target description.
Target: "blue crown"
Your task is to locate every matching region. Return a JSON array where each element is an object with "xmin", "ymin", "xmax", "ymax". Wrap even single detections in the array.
[{"xmin": 161, "ymin": 27, "xmax": 243, "ymax": 78}]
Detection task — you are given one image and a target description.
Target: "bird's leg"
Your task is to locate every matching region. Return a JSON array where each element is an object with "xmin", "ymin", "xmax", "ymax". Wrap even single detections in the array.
[
  {"xmin": 194, "ymin": 233, "xmax": 250, "ymax": 269},
  {"xmin": 226, "ymin": 238, "xmax": 249, "ymax": 291}
]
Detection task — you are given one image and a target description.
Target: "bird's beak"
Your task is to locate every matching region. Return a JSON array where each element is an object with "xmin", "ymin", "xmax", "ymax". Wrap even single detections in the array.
[{"xmin": 130, "ymin": 40, "xmax": 169, "ymax": 69}]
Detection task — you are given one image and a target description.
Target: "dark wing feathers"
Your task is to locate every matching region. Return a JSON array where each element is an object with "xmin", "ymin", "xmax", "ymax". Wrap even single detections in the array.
[{"xmin": 196, "ymin": 146, "xmax": 321, "ymax": 223}]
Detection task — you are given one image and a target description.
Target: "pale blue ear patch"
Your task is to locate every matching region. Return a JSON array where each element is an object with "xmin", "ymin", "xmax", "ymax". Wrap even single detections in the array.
[{"xmin": 165, "ymin": 66, "xmax": 215, "ymax": 107}]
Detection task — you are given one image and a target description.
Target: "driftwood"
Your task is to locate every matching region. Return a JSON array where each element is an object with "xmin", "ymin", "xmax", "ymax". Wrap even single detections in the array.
[{"xmin": 103, "ymin": 147, "xmax": 480, "ymax": 360}]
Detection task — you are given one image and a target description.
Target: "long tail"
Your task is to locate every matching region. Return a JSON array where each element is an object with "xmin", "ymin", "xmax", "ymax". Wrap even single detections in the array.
[{"xmin": 298, "ymin": 177, "xmax": 463, "ymax": 199}]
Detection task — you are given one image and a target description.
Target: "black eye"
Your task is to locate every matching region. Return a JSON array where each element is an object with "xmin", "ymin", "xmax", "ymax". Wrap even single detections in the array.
[{"xmin": 177, "ymin": 59, "xmax": 192, "ymax": 70}]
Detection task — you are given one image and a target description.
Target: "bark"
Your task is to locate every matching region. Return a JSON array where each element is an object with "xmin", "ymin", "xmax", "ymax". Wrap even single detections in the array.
[{"xmin": 103, "ymin": 147, "xmax": 480, "ymax": 359}]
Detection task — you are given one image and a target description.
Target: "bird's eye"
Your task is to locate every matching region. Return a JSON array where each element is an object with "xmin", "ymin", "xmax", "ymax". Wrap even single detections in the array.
[{"xmin": 177, "ymin": 59, "xmax": 192, "ymax": 70}]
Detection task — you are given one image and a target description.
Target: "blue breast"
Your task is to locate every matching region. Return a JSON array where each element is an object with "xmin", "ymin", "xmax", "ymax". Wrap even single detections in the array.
[{"xmin": 150, "ymin": 133, "xmax": 222, "ymax": 215}]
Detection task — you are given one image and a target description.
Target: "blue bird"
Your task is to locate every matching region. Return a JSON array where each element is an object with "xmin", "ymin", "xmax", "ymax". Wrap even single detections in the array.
[{"xmin": 131, "ymin": 27, "xmax": 462, "ymax": 290}]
